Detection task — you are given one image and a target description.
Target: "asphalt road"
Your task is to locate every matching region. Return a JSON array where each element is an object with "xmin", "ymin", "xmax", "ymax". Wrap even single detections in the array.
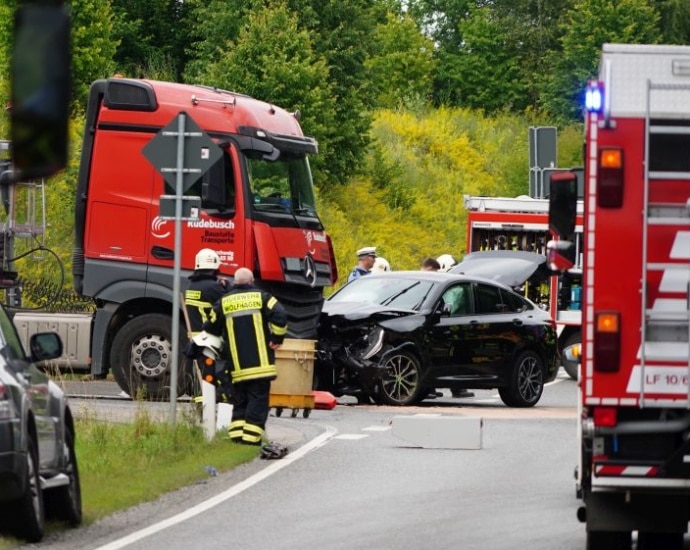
[{"xmin": 17, "ymin": 371, "xmax": 605, "ymax": 550}]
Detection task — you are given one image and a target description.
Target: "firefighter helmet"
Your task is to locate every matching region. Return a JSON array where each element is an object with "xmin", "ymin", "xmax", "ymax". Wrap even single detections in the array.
[
  {"xmin": 372, "ymin": 257, "xmax": 390, "ymax": 272},
  {"xmin": 191, "ymin": 331, "xmax": 224, "ymax": 360},
  {"xmin": 436, "ymin": 254, "xmax": 457, "ymax": 273},
  {"xmin": 195, "ymin": 248, "xmax": 221, "ymax": 270}
]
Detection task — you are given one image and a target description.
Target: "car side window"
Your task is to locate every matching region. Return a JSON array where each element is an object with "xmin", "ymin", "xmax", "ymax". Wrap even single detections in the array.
[
  {"xmin": 0, "ymin": 307, "xmax": 26, "ymax": 360},
  {"xmin": 475, "ymin": 283, "xmax": 504, "ymax": 314},
  {"xmin": 500, "ymin": 289, "xmax": 531, "ymax": 313},
  {"xmin": 441, "ymin": 283, "xmax": 471, "ymax": 316}
]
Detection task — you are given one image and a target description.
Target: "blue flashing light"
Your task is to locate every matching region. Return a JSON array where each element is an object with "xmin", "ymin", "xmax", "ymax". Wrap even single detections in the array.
[{"xmin": 585, "ymin": 81, "xmax": 604, "ymax": 113}]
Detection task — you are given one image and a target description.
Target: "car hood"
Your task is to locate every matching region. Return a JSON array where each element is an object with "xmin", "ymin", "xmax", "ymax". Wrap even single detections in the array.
[
  {"xmin": 320, "ymin": 300, "xmax": 416, "ymax": 321},
  {"xmin": 451, "ymin": 250, "xmax": 548, "ymax": 287}
]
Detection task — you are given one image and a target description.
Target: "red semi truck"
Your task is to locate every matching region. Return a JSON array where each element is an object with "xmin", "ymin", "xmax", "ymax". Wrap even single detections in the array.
[
  {"xmin": 549, "ymin": 44, "xmax": 690, "ymax": 548},
  {"xmin": 13, "ymin": 77, "xmax": 337, "ymax": 399}
]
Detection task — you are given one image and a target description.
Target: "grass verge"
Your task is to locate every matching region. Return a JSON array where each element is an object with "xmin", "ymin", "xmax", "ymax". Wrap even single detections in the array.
[{"xmin": 0, "ymin": 407, "xmax": 259, "ymax": 548}]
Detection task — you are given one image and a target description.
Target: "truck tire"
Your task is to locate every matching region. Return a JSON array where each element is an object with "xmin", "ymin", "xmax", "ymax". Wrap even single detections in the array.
[
  {"xmin": 498, "ymin": 350, "xmax": 544, "ymax": 407},
  {"xmin": 110, "ymin": 313, "xmax": 191, "ymax": 400},
  {"xmin": 8, "ymin": 434, "xmax": 45, "ymax": 542},
  {"xmin": 562, "ymin": 332, "xmax": 581, "ymax": 380},
  {"xmin": 44, "ymin": 428, "xmax": 82, "ymax": 526},
  {"xmin": 586, "ymin": 530, "xmax": 631, "ymax": 550},
  {"xmin": 637, "ymin": 532, "xmax": 683, "ymax": 550}
]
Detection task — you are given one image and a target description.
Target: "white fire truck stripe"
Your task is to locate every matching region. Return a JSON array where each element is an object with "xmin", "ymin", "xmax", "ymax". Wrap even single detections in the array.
[
  {"xmin": 638, "ymin": 341, "xmax": 688, "ymax": 361},
  {"xmin": 660, "ymin": 231, "xmax": 690, "ymax": 291},
  {"xmin": 660, "ymin": 269, "xmax": 690, "ymax": 293},
  {"xmin": 595, "ymin": 465, "xmax": 656, "ymax": 476},
  {"xmin": 670, "ymin": 231, "xmax": 690, "ymax": 259}
]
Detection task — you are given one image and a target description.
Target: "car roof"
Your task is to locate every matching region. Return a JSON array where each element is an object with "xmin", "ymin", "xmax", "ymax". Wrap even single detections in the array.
[{"xmin": 361, "ymin": 270, "xmax": 517, "ymax": 292}]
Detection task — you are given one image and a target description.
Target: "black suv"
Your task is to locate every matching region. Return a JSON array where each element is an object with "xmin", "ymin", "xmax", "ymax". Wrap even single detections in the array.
[
  {"xmin": 316, "ymin": 271, "xmax": 559, "ymax": 406},
  {"xmin": 0, "ymin": 305, "xmax": 81, "ymax": 542}
]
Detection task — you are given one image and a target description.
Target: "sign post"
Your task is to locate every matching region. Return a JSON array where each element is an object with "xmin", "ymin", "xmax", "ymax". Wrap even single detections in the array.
[{"xmin": 143, "ymin": 111, "xmax": 222, "ymax": 425}]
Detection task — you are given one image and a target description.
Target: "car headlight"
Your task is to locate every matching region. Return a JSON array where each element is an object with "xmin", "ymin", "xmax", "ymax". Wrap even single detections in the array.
[{"xmin": 362, "ymin": 326, "xmax": 384, "ymax": 360}]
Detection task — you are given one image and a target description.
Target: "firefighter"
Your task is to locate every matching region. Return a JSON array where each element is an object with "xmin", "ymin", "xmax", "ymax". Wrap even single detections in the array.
[
  {"xmin": 184, "ymin": 248, "xmax": 232, "ymax": 405},
  {"xmin": 203, "ymin": 267, "xmax": 288, "ymax": 445}
]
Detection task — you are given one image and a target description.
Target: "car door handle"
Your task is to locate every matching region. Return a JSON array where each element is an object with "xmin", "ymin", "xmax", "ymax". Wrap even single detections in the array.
[
  {"xmin": 469, "ymin": 320, "xmax": 479, "ymax": 326},
  {"xmin": 512, "ymin": 318, "xmax": 523, "ymax": 326}
]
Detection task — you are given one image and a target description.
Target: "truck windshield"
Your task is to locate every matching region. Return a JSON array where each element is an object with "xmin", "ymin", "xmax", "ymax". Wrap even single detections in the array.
[{"xmin": 246, "ymin": 153, "xmax": 318, "ymax": 217}]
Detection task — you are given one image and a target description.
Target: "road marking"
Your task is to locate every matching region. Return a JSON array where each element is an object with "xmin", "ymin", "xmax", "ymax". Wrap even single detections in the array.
[
  {"xmin": 362, "ymin": 425, "xmax": 391, "ymax": 431},
  {"xmin": 93, "ymin": 426, "xmax": 337, "ymax": 550},
  {"xmin": 334, "ymin": 433, "xmax": 369, "ymax": 440}
]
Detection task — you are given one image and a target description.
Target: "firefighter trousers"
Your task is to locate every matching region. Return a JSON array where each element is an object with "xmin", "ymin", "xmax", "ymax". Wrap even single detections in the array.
[{"xmin": 228, "ymin": 378, "xmax": 271, "ymax": 445}]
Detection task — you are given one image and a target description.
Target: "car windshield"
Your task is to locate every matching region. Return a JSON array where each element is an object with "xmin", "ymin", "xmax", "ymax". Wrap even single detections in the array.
[
  {"xmin": 246, "ymin": 152, "xmax": 318, "ymax": 217},
  {"xmin": 330, "ymin": 276, "xmax": 435, "ymax": 311}
]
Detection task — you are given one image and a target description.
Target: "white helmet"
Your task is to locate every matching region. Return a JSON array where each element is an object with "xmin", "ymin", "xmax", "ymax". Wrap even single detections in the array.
[
  {"xmin": 195, "ymin": 248, "xmax": 221, "ymax": 270},
  {"xmin": 192, "ymin": 331, "xmax": 224, "ymax": 360},
  {"xmin": 372, "ymin": 257, "xmax": 390, "ymax": 272},
  {"xmin": 436, "ymin": 253, "xmax": 457, "ymax": 273}
]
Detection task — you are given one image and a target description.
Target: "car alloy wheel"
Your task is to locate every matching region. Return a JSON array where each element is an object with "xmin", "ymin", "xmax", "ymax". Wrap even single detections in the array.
[
  {"xmin": 499, "ymin": 350, "xmax": 544, "ymax": 408},
  {"xmin": 379, "ymin": 350, "xmax": 423, "ymax": 406}
]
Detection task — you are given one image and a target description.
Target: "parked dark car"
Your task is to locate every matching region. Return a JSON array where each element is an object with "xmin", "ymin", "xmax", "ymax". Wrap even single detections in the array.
[
  {"xmin": 0, "ymin": 305, "xmax": 81, "ymax": 542},
  {"xmin": 316, "ymin": 271, "xmax": 559, "ymax": 407}
]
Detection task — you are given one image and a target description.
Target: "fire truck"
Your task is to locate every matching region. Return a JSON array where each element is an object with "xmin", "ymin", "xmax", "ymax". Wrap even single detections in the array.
[
  {"xmin": 464, "ymin": 194, "xmax": 584, "ymax": 379},
  {"xmin": 548, "ymin": 43, "xmax": 690, "ymax": 549},
  {"xmin": 8, "ymin": 77, "xmax": 337, "ymax": 400}
]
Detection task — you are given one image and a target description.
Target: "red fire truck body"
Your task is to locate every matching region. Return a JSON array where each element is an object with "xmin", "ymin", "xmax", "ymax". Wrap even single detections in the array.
[
  {"xmin": 464, "ymin": 195, "xmax": 583, "ymax": 378},
  {"xmin": 550, "ymin": 44, "xmax": 690, "ymax": 548},
  {"xmin": 56, "ymin": 78, "xmax": 335, "ymax": 398}
]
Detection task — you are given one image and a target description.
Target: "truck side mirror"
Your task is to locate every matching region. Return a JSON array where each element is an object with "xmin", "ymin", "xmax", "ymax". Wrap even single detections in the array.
[
  {"xmin": 549, "ymin": 171, "xmax": 577, "ymax": 238},
  {"xmin": 11, "ymin": 5, "xmax": 71, "ymax": 179},
  {"xmin": 547, "ymin": 171, "xmax": 578, "ymax": 272}
]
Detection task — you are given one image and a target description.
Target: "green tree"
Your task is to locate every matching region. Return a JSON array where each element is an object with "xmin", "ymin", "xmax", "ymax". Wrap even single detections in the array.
[
  {"xmin": 541, "ymin": 0, "xmax": 661, "ymax": 121},
  {"xmin": 111, "ymin": 0, "xmax": 191, "ymax": 80},
  {"xmin": 0, "ymin": 0, "xmax": 16, "ymax": 127},
  {"xmin": 69, "ymin": 0, "xmax": 118, "ymax": 112},
  {"xmin": 450, "ymin": 5, "xmax": 528, "ymax": 112},
  {"xmin": 652, "ymin": 0, "xmax": 690, "ymax": 44},
  {"xmin": 197, "ymin": 4, "xmax": 339, "ymax": 184},
  {"xmin": 406, "ymin": 0, "xmax": 473, "ymax": 106},
  {"xmin": 185, "ymin": 0, "xmax": 380, "ymax": 185},
  {"xmin": 365, "ymin": 12, "xmax": 436, "ymax": 109}
]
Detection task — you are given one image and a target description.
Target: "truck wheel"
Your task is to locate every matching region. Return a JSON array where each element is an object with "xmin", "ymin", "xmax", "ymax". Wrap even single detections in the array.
[
  {"xmin": 637, "ymin": 532, "xmax": 683, "ymax": 550},
  {"xmin": 8, "ymin": 434, "xmax": 45, "ymax": 542},
  {"xmin": 44, "ymin": 428, "xmax": 82, "ymax": 526},
  {"xmin": 498, "ymin": 350, "xmax": 544, "ymax": 407},
  {"xmin": 378, "ymin": 350, "xmax": 424, "ymax": 406},
  {"xmin": 586, "ymin": 530, "xmax": 631, "ymax": 550},
  {"xmin": 110, "ymin": 313, "xmax": 189, "ymax": 400},
  {"xmin": 562, "ymin": 332, "xmax": 581, "ymax": 380}
]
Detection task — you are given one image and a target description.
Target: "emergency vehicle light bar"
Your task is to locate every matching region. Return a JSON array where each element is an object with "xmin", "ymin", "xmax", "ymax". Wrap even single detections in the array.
[{"xmin": 585, "ymin": 81, "xmax": 604, "ymax": 114}]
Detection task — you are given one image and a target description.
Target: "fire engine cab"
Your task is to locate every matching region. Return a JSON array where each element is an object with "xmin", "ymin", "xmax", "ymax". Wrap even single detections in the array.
[{"xmin": 549, "ymin": 43, "xmax": 690, "ymax": 549}]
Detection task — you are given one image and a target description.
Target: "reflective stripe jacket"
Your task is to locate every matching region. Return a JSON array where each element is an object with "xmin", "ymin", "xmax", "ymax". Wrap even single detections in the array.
[
  {"xmin": 203, "ymin": 283, "xmax": 288, "ymax": 383},
  {"xmin": 184, "ymin": 273, "xmax": 227, "ymax": 335}
]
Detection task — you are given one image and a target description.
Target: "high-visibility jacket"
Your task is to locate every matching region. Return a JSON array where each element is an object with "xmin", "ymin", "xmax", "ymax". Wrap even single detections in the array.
[
  {"xmin": 184, "ymin": 273, "xmax": 226, "ymax": 335},
  {"xmin": 204, "ymin": 283, "xmax": 288, "ymax": 383}
]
